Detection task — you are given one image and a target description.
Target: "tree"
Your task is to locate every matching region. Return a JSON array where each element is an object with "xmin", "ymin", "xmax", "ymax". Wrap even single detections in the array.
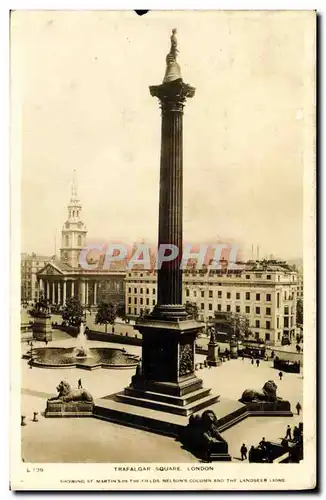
[
  {"xmin": 185, "ymin": 301, "xmax": 199, "ymax": 320},
  {"xmin": 95, "ymin": 301, "xmax": 117, "ymax": 333},
  {"xmin": 213, "ymin": 311, "xmax": 251, "ymax": 341},
  {"xmin": 140, "ymin": 307, "xmax": 150, "ymax": 318},
  {"xmin": 296, "ymin": 298, "xmax": 303, "ymax": 326},
  {"xmin": 61, "ymin": 297, "xmax": 84, "ymax": 327},
  {"xmin": 116, "ymin": 303, "xmax": 126, "ymax": 321}
]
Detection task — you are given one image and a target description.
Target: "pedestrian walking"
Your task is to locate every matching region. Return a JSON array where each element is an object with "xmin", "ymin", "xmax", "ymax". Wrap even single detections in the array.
[
  {"xmin": 293, "ymin": 426, "xmax": 300, "ymax": 442},
  {"xmin": 296, "ymin": 402, "xmax": 302, "ymax": 415},
  {"xmin": 242, "ymin": 355, "xmax": 245, "ymax": 361},
  {"xmin": 285, "ymin": 425, "xmax": 292, "ymax": 440},
  {"xmin": 248, "ymin": 445, "xmax": 255, "ymax": 462},
  {"xmin": 78, "ymin": 378, "xmax": 82, "ymax": 389},
  {"xmin": 279, "ymin": 371, "xmax": 283, "ymax": 381},
  {"xmin": 251, "ymin": 358, "xmax": 254, "ymax": 366},
  {"xmin": 256, "ymin": 359, "xmax": 260, "ymax": 368},
  {"xmin": 240, "ymin": 443, "xmax": 248, "ymax": 461}
]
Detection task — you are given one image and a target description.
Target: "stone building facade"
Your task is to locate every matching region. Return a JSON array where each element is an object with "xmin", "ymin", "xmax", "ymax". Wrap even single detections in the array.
[
  {"xmin": 21, "ymin": 253, "xmax": 55, "ymax": 302},
  {"xmin": 125, "ymin": 261, "xmax": 298, "ymax": 346}
]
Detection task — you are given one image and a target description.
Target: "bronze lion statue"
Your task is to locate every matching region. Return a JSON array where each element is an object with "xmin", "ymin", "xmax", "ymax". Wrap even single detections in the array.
[
  {"xmin": 49, "ymin": 380, "xmax": 93, "ymax": 403},
  {"xmin": 241, "ymin": 380, "xmax": 280, "ymax": 403}
]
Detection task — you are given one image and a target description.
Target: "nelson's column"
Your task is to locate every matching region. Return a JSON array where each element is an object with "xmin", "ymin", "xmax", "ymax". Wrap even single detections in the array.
[{"xmin": 101, "ymin": 30, "xmax": 219, "ymax": 431}]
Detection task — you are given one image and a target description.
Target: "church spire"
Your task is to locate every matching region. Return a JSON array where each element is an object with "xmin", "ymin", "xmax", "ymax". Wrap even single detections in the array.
[{"xmin": 71, "ymin": 169, "xmax": 78, "ymax": 201}]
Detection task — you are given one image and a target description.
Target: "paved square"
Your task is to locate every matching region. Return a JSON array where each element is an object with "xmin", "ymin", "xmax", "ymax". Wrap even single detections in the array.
[{"xmin": 21, "ymin": 331, "xmax": 303, "ymax": 463}]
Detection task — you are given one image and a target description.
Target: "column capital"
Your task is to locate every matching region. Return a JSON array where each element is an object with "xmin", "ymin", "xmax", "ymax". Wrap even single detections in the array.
[{"xmin": 150, "ymin": 79, "xmax": 195, "ymax": 113}]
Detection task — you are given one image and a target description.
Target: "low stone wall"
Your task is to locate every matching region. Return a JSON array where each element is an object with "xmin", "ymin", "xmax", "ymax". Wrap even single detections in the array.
[{"xmin": 54, "ymin": 324, "xmax": 142, "ymax": 347}]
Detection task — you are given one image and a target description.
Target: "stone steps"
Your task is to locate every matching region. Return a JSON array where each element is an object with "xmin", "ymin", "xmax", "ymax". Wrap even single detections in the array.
[
  {"xmin": 116, "ymin": 391, "xmax": 220, "ymax": 416},
  {"xmin": 124, "ymin": 386, "xmax": 213, "ymax": 407}
]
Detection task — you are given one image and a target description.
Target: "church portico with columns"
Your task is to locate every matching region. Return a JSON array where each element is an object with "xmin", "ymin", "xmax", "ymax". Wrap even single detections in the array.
[
  {"xmin": 38, "ymin": 263, "xmax": 125, "ymax": 308},
  {"xmin": 36, "ymin": 173, "xmax": 125, "ymax": 309}
]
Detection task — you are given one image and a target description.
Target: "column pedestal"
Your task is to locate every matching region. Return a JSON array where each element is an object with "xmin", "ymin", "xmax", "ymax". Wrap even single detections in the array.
[{"xmin": 207, "ymin": 340, "xmax": 221, "ymax": 367}]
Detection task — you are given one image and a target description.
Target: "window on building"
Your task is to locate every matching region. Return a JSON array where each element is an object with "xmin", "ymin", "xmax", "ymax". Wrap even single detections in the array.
[
  {"xmin": 255, "ymin": 332, "xmax": 259, "ymax": 340},
  {"xmin": 218, "ymin": 291, "xmax": 222, "ymax": 298},
  {"xmin": 266, "ymin": 307, "xmax": 271, "ymax": 316},
  {"xmin": 255, "ymin": 273, "xmax": 262, "ymax": 278},
  {"xmin": 266, "ymin": 333, "xmax": 270, "ymax": 341},
  {"xmin": 246, "ymin": 292, "xmax": 250, "ymax": 300},
  {"xmin": 146, "ymin": 288, "xmax": 149, "ymax": 294},
  {"xmin": 134, "ymin": 298, "xmax": 137, "ymax": 304},
  {"xmin": 194, "ymin": 291, "xmax": 197, "ymax": 298},
  {"xmin": 217, "ymin": 304, "xmax": 222, "ymax": 311},
  {"xmin": 209, "ymin": 290, "xmax": 213, "ymax": 298},
  {"xmin": 152, "ymin": 300, "xmax": 155, "ymax": 306},
  {"xmin": 227, "ymin": 292, "xmax": 231, "ymax": 299},
  {"xmin": 245, "ymin": 306, "xmax": 250, "ymax": 314},
  {"xmin": 277, "ymin": 317, "xmax": 280, "ymax": 328},
  {"xmin": 209, "ymin": 303, "xmax": 212, "ymax": 311},
  {"xmin": 128, "ymin": 287, "xmax": 131, "ymax": 293},
  {"xmin": 277, "ymin": 293, "xmax": 280, "ymax": 308},
  {"xmin": 267, "ymin": 275, "xmax": 271, "ymax": 280},
  {"xmin": 146, "ymin": 298, "xmax": 149, "ymax": 305},
  {"xmin": 236, "ymin": 305, "xmax": 240, "ymax": 313},
  {"xmin": 266, "ymin": 320, "xmax": 271, "ymax": 329},
  {"xmin": 284, "ymin": 317, "xmax": 289, "ymax": 328},
  {"xmin": 278, "ymin": 332, "xmax": 281, "ymax": 340},
  {"xmin": 200, "ymin": 303, "xmax": 204, "ymax": 310},
  {"xmin": 246, "ymin": 275, "xmax": 250, "ymax": 279},
  {"xmin": 256, "ymin": 307, "xmax": 260, "ymax": 314},
  {"xmin": 255, "ymin": 320, "xmax": 260, "ymax": 328},
  {"xmin": 134, "ymin": 288, "xmax": 137, "ymax": 294},
  {"xmin": 140, "ymin": 288, "xmax": 143, "ymax": 294},
  {"xmin": 140, "ymin": 298, "xmax": 143, "ymax": 305},
  {"xmin": 186, "ymin": 289, "xmax": 190, "ymax": 297},
  {"xmin": 134, "ymin": 308, "xmax": 137, "ymax": 315},
  {"xmin": 227, "ymin": 305, "xmax": 231, "ymax": 312},
  {"xmin": 128, "ymin": 297, "xmax": 131, "ymax": 304},
  {"xmin": 284, "ymin": 306, "xmax": 289, "ymax": 315},
  {"xmin": 65, "ymin": 235, "xmax": 69, "ymax": 247},
  {"xmin": 201, "ymin": 290, "xmax": 204, "ymax": 298},
  {"xmin": 266, "ymin": 293, "xmax": 271, "ymax": 301},
  {"xmin": 128, "ymin": 307, "xmax": 131, "ymax": 314},
  {"xmin": 256, "ymin": 293, "xmax": 260, "ymax": 301},
  {"xmin": 236, "ymin": 292, "xmax": 240, "ymax": 300}
]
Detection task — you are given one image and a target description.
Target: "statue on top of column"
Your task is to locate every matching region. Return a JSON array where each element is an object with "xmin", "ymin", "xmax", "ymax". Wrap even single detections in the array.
[
  {"xmin": 170, "ymin": 28, "xmax": 178, "ymax": 60},
  {"xmin": 163, "ymin": 28, "xmax": 182, "ymax": 84}
]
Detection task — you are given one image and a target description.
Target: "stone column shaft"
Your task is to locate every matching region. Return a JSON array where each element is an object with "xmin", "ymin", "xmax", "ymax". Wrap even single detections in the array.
[
  {"xmin": 157, "ymin": 104, "xmax": 183, "ymax": 306},
  {"xmin": 94, "ymin": 281, "xmax": 97, "ymax": 306},
  {"xmin": 63, "ymin": 281, "xmax": 67, "ymax": 305}
]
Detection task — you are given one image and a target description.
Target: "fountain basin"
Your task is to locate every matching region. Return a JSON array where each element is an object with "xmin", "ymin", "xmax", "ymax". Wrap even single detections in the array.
[{"xmin": 24, "ymin": 347, "xmax": 139, "ymax": 371}]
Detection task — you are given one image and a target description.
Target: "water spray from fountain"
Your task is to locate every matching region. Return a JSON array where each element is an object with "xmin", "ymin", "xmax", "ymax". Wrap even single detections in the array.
[{"xmin": 74, "ymin": 318, "xmax": 90, "ymax": 358}]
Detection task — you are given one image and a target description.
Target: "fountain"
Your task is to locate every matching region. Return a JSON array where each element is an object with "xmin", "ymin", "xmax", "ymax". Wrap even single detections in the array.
[
  {"xmin": 73, "ymin": 321, "xmax": 90, "ymax": 359},
  {"xmin": 23, "ymin": 319, "xmax": 140, "ymax": 371}
]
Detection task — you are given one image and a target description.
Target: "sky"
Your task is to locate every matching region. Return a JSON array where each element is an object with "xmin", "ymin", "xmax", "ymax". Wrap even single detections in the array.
[{"xmin": 12, "ymin": 10, "xmax": 314, "ymax": 260}]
